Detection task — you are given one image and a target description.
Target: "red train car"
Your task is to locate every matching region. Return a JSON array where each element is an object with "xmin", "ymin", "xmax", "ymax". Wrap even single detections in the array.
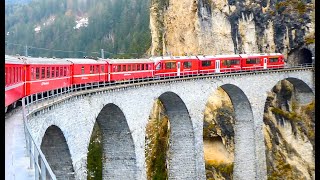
[
  {"xmin": 25, "ymin": 57, "xmax": 72, "ymax": 95},
  {"xmin": 198, "ymin": 54, "xmax": 244, "ymax": 74},
  {"xmin": 239, "ymin": 53, "xmax": 285, "ymax": 71},
  {"xmin": 153, "ymin": 56, "xmax": 199, "ymax": 77},
  {"xmin": 104, "ymin": 59, "xmax": 154, "ymax": 81},
  {"xmin": 264, "ymin": 53, "xmax": 285, "ymax": 69},
  {"xmin": 66, "ymin": 58, "xmax": 107, "ymax": 85},
  {"xmin": 5, "ymin": 55, "xmax": 25, "ymax": 111}
]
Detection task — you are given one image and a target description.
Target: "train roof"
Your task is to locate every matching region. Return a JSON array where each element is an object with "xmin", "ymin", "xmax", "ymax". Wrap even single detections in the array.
[
  {"xmin": 197, "ymin": 54, "xmax": 241, "ymax": 60},
  {"xmin": 22, "ymin": 57, "xmax": 72, "ymax": 64},
  {"xmin": 66, "ymin": 58, "xmax": 106, "ymax": 64},
  {"xmin": 102, "ymin": 58, "xmax": 154, "ymax": 64},
  {"xmin": 5, "ymin": 55, "xmax": 25, "ymax": 64},
  {"xmin": 151, "ymin": 56, "xmax": 199, "ymax": 61},
  {"xmin": 240, "ymin": 53, "xmax": 283, "ymax": 58}
]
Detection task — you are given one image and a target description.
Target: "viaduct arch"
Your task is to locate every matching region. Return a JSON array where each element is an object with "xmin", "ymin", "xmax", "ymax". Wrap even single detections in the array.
[{"xmin": 41, "ymin": 125, "xmax": 75, "ymax": 179}]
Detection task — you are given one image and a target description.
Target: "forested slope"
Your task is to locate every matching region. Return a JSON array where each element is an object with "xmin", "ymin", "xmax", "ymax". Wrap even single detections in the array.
[{"xmin": 5, "ymin": 0, "xmax": 151, "ymax": 58}]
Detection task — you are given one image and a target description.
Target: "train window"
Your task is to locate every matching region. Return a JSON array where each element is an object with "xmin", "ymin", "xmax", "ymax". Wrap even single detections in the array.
[
  {"xmin": 60, "ymin": 67, "xmax": 63, "ymax": 77},
  {"xmin": 146, "ymin": 64, "xmax": 149, "ymax": 70},
  {"xmin": 165, "ymin": 62, "xmax": 176, "ymax": 69},
  {"xmin": 81, "ymin": 66, "xmax": 85, "ymax": 74},
  {"xmin": 128, "ymin": 65, "xmax": 131, "ymax": 71},
  {"xmin": 51, "ymin": 67, "xmax": 55, "ymax": 78},
  {"xmin": 202, "ymin": 61, "xmax": 211, "ymax": 67},
  {"xmin": 96, "ymin": 66, "xmax": 99, "ymax": 73},
  {"xmin": 12, "ymin": 67, "xmax": 14, "ymax": 83},
  {"xmin": 14, "ymin": 67, "xmax": 17, "ymax": 82},
  {"xmin": 12, "ymin": 67, "xmax": 15, "ymax": 83},
  {"xmin": 137, "ymin": 64, "xmax": 140, "ymax": 70},
  {"xmin": 64, "ymin": 67, "xmax": 67, "ymax": 76},
  {"xmin": 17, "ymin": 67, "xmax": 19, "ymax": 82},
  {"xmin": 123, "ymin": 65, "xmax": 126, "ymax": 71},
  {"xmin": 46, "ymin": 67, "xmax": 50, "ymax": 78},
  {"xmin": 36, "ymin": 67, "xmax": 40, "ymax": 79},
  {"xmin": 90, "ymin": 66, "xmax": 93, "ymax": 74},
  {"xmin": 132, "ymin": 64, "xmax": 136, "ymax": 71},
  {"xmin": 101, "ymin": 66, "xmax": 104, "ymax": 73},
  {"xmin": 4, "ymin": 68, "xmax": 5, "ymax": 85},
  {"xmin": 223, "ymin": 59, "xmax": 240, "ymax": 66},
  {"xmin": 17, "ymin": 67, "xmax": 20, "ymax": 82},
  {"xmin": 30, "ymin": 67, "xmax": 33, "ymax": 80},
  {"xmin": 118, "ymin": 65, "xmax": 121, "ymax": 72},
  {"xmin": 10, "ymin": 67, "xmax": 12, "ymax": 83},
  {"xmin": 5, "ymin": 67, "xmax": 7, "ymax": 85},
  {"xmin": 56, "ymin": 67, "xmax": 59, "ymax": 77},
  {"xmin": 156, "ymin": 63, "xmax": 161, "ymax": 70},
  {"xmin": 269, "ymin": 58, "xmax": 278, "ymax": 63},
  {"xmin": 7, "ymin": 68, "xmax": 9, "ymax": 84},
  {"xmin": 184, "ymin": 61, "xmax": 192, "ymax": 68},
  {"xmin": 246, "ymin": 58, "xmax": 260, "ymax": 64},
  {"xmin": 11, "ymin": 67, "xmax": 14, "ymax": 83},
  {"xmin": 14, "ymin": 67, "xmax": 16, "ymax": 82},
  {"xmin": 41, "ymin": 67, "xmax": 45, "ymax": 79},
  {"xmin": 141, "ymin": 64, "xmax": 144, "ymax": 70}
]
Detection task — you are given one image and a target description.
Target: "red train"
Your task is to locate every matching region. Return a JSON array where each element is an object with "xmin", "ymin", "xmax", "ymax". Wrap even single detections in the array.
[{"xmin": 4, "ymin": 53, "xmax": 285, "ymax": 112}]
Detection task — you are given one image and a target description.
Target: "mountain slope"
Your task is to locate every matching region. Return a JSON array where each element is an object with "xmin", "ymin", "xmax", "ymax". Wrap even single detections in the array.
[{"xmin": 5, "ymin": 0, "xmax": 151, "ymax": 58}]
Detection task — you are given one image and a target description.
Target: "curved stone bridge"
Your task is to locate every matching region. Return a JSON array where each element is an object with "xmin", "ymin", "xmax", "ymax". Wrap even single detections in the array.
[{"xmin": 25, "ymin": 68, "xmax": 314, "ymax": 180}]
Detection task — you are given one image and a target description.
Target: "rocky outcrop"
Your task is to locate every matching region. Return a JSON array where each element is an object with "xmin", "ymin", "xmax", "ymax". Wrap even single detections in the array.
[
  {"xmin": 150, "ymin": 0, "xmax": 315, "ymax": 63},
  {"xmin": 263, "ymin": 80, "xmax": 315, "ymax": 180},
  {"xmin": 145, "ymin": 99, "xmax": 170, "ymax": 180}
]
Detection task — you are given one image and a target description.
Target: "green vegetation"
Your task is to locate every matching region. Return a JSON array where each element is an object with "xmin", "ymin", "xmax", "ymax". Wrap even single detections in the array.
[
  {"xmin": 267, "ymin": 152, "xmax": 294, "ymax": 180},
  {"xmin": 271, "ymin": 107, "xmax": 301, "ymax": 121},
  {"xmin": 87, "ymin": 123, "xmax": 102, "ymax": 180},
  {"xmin": 205, "ymin": 162, "xmax": 234, "ymax": 179},
  {"xmin": 145, "ymin": 100, "xmax": 169, "ymax": 180},
  {"xmin": 275, "ymin": 0, "xmax": 311, "ymax": 15},
  {"xmin": 305, "ymin": 36, "xmax": 315, "ymax": 45},
  {"xmin": 5, "ymin": 0, "xmax": 151, "ymax": 58}
]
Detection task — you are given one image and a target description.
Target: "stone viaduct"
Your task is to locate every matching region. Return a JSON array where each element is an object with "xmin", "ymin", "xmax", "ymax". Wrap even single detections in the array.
[{"xmin": 26, "ymin": 68, "xmax": 314, "ymax": 180}]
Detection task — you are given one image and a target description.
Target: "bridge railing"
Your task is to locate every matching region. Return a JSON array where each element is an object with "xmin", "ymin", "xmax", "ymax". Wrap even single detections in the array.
[{"xmin": 22, "ymin": 97, "xmax": 57, "ymax": 180}]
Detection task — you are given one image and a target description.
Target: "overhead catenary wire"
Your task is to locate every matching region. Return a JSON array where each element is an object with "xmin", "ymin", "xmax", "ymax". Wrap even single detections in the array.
[{"xmin": 5, "ymin": 41, "xmax": 140, "ymax": 57}]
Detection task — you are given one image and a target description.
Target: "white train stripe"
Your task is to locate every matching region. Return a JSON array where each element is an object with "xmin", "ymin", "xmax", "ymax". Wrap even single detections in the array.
[
  {"xmin": 27, "ymin": 77, "xmax": 70, "ymax": 83},
  {"xmin": 5, "ymin": 82, "xmax": 24, "ymax": 91}
]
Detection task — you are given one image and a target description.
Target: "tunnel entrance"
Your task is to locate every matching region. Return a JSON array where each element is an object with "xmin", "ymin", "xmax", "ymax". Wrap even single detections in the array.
[
  {"xmin": 298, "ymin": 48, "xmax": 313, "ymax": 64},
  {"xmin": 41, "ymin": 125, "xmax": 75, "ymax": 179}
]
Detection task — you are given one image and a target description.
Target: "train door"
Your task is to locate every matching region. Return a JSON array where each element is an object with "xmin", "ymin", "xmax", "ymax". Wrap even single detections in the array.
[
  {"xmin": 99, "ymin": 65, "xmax": 104, "ymax": 82},
  {"xmin": 108, "ymin": 64, "xmax": 111, "ymax": 82},
  {"xmin": 177, "ymin": 62, "xmax": 181, "ymax": 76},
  {"xmin": 215, "ymin": 60, "xmax": 220, "ymax": 73},
  {"xmin": 263, "ymin": 58, "xmax": 267, "ymax": 69}
]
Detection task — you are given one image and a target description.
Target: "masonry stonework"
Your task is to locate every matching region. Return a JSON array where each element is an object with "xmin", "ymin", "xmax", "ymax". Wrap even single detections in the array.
[{"xmin": 27, "ymin": 69, "xmax": 314, "ymax": 180}]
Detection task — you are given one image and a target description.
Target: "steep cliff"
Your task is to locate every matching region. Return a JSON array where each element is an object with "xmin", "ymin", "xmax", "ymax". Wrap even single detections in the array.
[
  {"xmin": 263, "ymin": 80, "xmax": 315, "ymax": 180},
  {"xmin": 150, "ymin": 0, "xmax": 314, "ymax": 63}
]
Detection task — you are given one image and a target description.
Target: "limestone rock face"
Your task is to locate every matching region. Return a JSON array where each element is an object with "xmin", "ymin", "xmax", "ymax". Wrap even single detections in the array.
[
  {"xmin": 263, "ymin": 80, "xmax": 315, "ymax": 180},
  {"xmin": 150, "ymin": 0, "xmax": 315, "ymax": 63}
]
